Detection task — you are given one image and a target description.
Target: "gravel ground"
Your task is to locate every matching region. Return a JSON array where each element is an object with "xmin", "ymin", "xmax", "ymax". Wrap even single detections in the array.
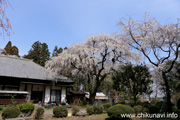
[{"xmin": 45, "ymin": 116, "xmax": 108, "ymax": 120}]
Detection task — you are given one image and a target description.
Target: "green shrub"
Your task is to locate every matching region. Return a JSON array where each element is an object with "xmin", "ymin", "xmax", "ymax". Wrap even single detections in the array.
[
  {"xmin": 174, "ymin": 109, "xmax": 180, "ymax": 119},
  {"xmin": 133, "ymin": 105, "xmax": 143, "ymax": 114},
  {"xmin": 177, "ymin": 99, "xmax": 180, "ymax": 109},
  {"xmin": 86, "ymin": 106, "xmax": 94, "ymax": 115},
  {"xmin": 0, "ymin": 106, "xmax": 3, "ymax": 111},
  {"xmin": 149, "ymin": 99, "xmax": 163, "ymax": 113},
  {"xmin": 150, "ymin": 98, "xmax": 161, "ymax": 105},
  {"xmin": 133, "ymin": 105, "xmax": 148, "ymax": 114},
  {"xmin": 148, "ymin": 105, "xmax": 160, "ymax": 114},
  {"xmin": 140, "ymin": 101, "xmax": 150, "ymax": 108},
  {"xmin": 34, "ymin": 107, "xmax": 45, "ymax": 120},
  {"xmin": 72, "ymin": 105, "xmax": 80, "ymax": 116},
  {"xmin": 53, "ymin": 106, "xmax": 68, "ymax": 118},
  {"xmin": 128, "ymin": 99, "xmax": 134, "ymax": 107},
  {"xmin": 93, "ymin": 105, "xmax": 104, "ymax": 114},
  {"xmin": 103, "ymin": 103, "xmax": 112, "ymax": 111},
  {"xmin": 19, "ymin": 103, "xmax": 35, "ymax": 116},
  {"xmin": 2, "ymin": 106, "xmax": 21, "ymax": 119},
  {"xmin": 107, "ymin": 104, "xmax": 135, "ymax": 119}
]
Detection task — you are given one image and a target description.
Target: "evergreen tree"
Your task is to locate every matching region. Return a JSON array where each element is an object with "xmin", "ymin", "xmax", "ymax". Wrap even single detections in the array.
[
  {"xmin": 4, "ymin": 41, "xmax": 20, "ymax": 57},
  {"xmin": 52, "ymin": 46, "xmax": 63, "ymax": 57},
  {"xmin": 24, "ymin": 41, "xmax": 50, "ymax": 66},
  {"xmin": 4, "ymin": 41, "xmax": 12, "ymax": 53},
  {"xmin": 10, "ymin": 46, "xmax": 19, "ymax": 56},
  {"xmin": 64, "ymin": 47, "xmax": 68, "ymax": 50},
  {"xmin": 41, "ymin": 43, "xmax": 51, "ymax": 66},
  {"xmin": 112, "ymin": 64, "xmax": 152, "ymax": 105}
]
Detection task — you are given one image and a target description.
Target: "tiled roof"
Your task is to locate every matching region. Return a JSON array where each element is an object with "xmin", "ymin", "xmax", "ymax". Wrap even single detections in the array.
[{"xmin": 0, "ymin": 55, "xmax": 73, "ymax": 83}]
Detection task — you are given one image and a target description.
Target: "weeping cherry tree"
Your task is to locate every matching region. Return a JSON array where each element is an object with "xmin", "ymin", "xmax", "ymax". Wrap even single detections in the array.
[
  {"xmin": 46, "ymin": 33, "xmax": 139, "ymax": 104},
  {"xmin": 0, "ymin": 0, "xmax": 12, "ymax": 37}
]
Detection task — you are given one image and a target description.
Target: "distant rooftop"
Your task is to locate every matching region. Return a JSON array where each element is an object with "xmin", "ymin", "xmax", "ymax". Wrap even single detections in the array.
[{"xmin": 85, "ymin": 92, "xmax": 108, "ymax": 100}]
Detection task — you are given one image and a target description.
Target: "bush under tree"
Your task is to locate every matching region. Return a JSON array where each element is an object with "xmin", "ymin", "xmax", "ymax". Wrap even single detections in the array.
[
  {"xmin": 0, "ymin": 106, "xmax": 3, "ymax": 111},
  {"xmin": 86, "ymin": 106, "xmax": 94, "ymax": 115},
  {"xmin": 93, "ymin": 105, "xmax": 104, "ymax": 114},
  {"xmin": 34, "ymin": 107, "xmax": 45, "ymax": 120},
  {"xmin": 150, "ymin": 98, "xmax": 161, "ymax": 105},
  {"xmin": 148, "ymin": 98, "xmax": 163, "ymax": 113},
  {"xmin": 133, "ymin": 105, "xmax": 148, "ymax": 114},
  {"xmin": 103, "ymin": 103, "xmax": 112, "ymax": 111},
  {"xmin": 2, "ymin": 106, "xmax": 21, "ymax": 119},
  {"xmin": 19, "ymin": 103, "xmax": 35, "ymax": 116},
  {"xmin": 72, "ymin": 105, "xmax": 80, "ymax": 116},
  {"xmin": 140, "ymin": 101, "xmax": 151, "ymax": 109},
  {"xmin": 53, "ymin": 106, "xmax": 68, "ymax": 118},
  {"xmin": 107, "ymin": 104, "xmax": 135, "ymax": 119}
]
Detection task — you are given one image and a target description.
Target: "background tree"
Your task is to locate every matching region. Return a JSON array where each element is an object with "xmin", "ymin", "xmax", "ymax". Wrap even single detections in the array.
[
  {"xmin": 24, "ymin": 41, "xmax": 50, "ymax": 66},
  {"xmin": 4, "ymin": 41, "xmax": 19, "ymax": 57},
  {"xmin": 159, "ymin": 61, "xmax": 180, "ymax": 98},
  {"xmin": 46, "ymin": 33, "xmax": 139, "ymax": 104},
  {"xmin": 97, "ymin": 75, "xmax": 113, "ymax": 96},
  {"xmin": 64, "ymin": 47, "xmax": 68, "ymax": 50},
  {"xmin": 112, "ymin": 64, "xmax": 152, "ymax": 105},
  {"xmin": 118, "ymin": 13, "xmax": 180, "ymax": 112},
  {"xmin": 41, "ymin": 43, "xmax": 51, "ymax": 66},
  {"xmin": 4, "ymin": 41, "xmax": 11, "ymax": 53},
  {"xmin": 52, "ymin": 46, "xmax": 63, "ymax": 57}
]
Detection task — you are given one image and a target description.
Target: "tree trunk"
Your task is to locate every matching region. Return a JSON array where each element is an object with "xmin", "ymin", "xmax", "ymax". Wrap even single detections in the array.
[
  {"xmin": 134, "ymin": 94, "xmax": 137, "ymax": 106},
  {"xmin": 162, "ymin": 72, "xmax": 172, "ymax": 113},
  {"xmin": 89, "ymin": 92, "xmax": 96, "ymax": 105},
  {"xmin": 89, "ymin": 79, "xmax": 102, "ymax": 105},
  {"xmin": 88, "ymin": 74, "xmax": 106, "ymax": 105},
  {"xmin": 148, "ymin": 94, "xmax": 151, "ymax": 101}
]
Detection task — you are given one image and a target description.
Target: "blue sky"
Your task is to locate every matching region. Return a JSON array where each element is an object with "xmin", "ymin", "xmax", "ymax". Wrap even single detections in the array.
[{"xmin": 1, "ymin": 0, "xmax": 180, "ymax": 56}]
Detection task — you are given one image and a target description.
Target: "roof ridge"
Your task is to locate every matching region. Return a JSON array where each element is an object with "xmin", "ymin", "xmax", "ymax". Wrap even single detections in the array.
[{"xmin": 0, "ymin": 55, "xmax": 32, "ymax": 62}]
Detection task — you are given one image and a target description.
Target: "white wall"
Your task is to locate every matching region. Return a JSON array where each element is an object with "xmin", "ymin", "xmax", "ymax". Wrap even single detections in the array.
[
  {"xmin": 27, "ymin": 84, "xmax": 32, "ymax": 102},
  {"xmin": 44, "ymin": 86, "xmax": 51, "ymax": 103},
  {"xmin": 61, "ymin": 87, "xmax": 66, "ymax": 103}
]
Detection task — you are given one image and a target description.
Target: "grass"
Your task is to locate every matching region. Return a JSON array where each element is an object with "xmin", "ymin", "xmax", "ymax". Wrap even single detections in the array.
[
  {"xmin": 75, "ymin": 104, "xmax": 89, "ymax": 108},
  {"xmin": 0, "ymin": 106, "xmax": 4, "ymax": 114},
  {"xmin": 98, "ymin": 113, "xmax": 108, "ymax": 117}
]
